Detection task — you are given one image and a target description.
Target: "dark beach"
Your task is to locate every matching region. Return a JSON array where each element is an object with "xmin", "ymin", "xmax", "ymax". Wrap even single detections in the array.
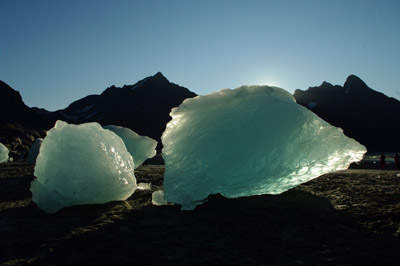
[{"xmin": 1, "ymin": 162, "xmax": 400, "ymax": 266}]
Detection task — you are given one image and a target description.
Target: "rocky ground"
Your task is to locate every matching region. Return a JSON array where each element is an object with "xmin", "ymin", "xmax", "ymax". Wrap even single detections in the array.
[
  {"xmin": 1, "ymin": 162, "xmax": 400, "ymax": 265},
  {"xmin": 0, "ymin": 124, "xmax": 46, "ymax": 160}
]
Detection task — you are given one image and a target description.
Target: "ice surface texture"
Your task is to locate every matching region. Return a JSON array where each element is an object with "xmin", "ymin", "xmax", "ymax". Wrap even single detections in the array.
[
  {"xmin": 103, "ymin": 125, "xmax": 157, "ymax": 168},
  {"xmin": 0, "ymin": 143, "xmax": 9, "ymax": 163},
  {"xmin": 27, "ymin": 138, "xmax": 43, "ymax": 165},
  {"xmin": 162, "ymin": 86, "xmax": 367, "ymax": 210},
  {"xmin": 31, "ymin": 121, "xmax": 137, "ymax": 213}
]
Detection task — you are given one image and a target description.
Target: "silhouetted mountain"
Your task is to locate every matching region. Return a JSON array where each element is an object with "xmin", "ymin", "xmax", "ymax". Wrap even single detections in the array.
[
  {"xmin": 294, "ymin": 75, "xmax": 400, "ymax": 152},
  {"xmin": 46, "ymin": 72, "xmax": 197, "ymax": 150},
  {"xmin": 3, "ymin": 73, "xmax": 399, "ymax": 154},
  {"xmin": 0, "ymin": 81, "xmax": 43, "ymax": 128}
]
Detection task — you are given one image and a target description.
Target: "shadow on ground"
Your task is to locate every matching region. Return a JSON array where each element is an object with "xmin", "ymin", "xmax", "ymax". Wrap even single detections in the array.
[{"xmin": 1, "ymin": 163, "xmax": 400, "ymax": 265}]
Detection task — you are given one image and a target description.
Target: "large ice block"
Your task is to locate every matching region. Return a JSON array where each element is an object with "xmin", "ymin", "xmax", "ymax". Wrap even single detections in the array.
[
  {"xmin": 31, "ymin": 121, "xmax": 137, "ymax": 213},
  {"xmin": 162, "ymin": 86, "xmax": 366, "ymax": 210}
]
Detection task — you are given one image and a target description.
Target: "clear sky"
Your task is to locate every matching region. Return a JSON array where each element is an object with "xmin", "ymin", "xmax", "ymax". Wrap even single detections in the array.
[{"xmin": 1, "ymin": 0, "xmax": 399, "ymax": 111}]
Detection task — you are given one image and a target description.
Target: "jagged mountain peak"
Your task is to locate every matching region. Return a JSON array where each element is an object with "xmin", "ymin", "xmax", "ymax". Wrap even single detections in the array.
[
  {"xmin": 139, "ymin": 71, "xmax": 170, "ymax": 87},
  {"xmin": 112, "ymin": 72, "xmax": 169, "ymax": 91},
  {"xmin": 153, "ymin": 71, "xmax": 167, "ymax": 80},
  {"xmin": 343, "ymin": 74, "xmax": 369, "ymax": 92},
  {"xmin": 321, "ymin": 81, "xmax": 333, "ymax": 87},
  {"xmin": 103, "ymin": 72, "xmax": 170, "ymax": 93},
  {"xmin": 50, "ymin": 72, "xmax": 197, "ymax": 151}
]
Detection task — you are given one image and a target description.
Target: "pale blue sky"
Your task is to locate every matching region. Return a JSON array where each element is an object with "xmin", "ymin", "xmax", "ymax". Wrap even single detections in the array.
[{"xmin": 1, "ymin": 0, "xmax": 399, "ymax": 111}]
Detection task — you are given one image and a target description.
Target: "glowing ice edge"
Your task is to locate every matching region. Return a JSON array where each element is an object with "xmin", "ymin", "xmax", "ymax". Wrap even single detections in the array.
[
  {"xmin": 103, "ymin": 125, "xmax": 157, "ymax": 169},
  {"xmin": 162, "ymin": 86, "xmax": 367, "ymax": 210}
]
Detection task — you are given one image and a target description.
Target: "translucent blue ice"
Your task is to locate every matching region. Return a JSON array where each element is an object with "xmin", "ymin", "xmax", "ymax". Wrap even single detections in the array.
[
  {"xmin": 31, "ymin": 121, "xmax": 136, "ymax": 213},
  {"xmin": 162, "ymin": 86, "xmax": 367, "ymax": 210},
  {"xmin": 28, "ymin": 138, "xmax": 43, "ymax": 165},
  {"xmin": 103, "ymin": 125, "xmax": 157, "ymax": 168},
  {"xmin": 0, "ymin": 143, "xmax": 9, "ymax": 163}
]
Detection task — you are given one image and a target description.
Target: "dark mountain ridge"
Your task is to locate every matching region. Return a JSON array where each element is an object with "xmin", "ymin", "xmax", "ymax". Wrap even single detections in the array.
[
  {"xmin": 0, "ymin": 81, "xmax": 47, "ymax": 158},
  {"xmin": 294, "ymin": 75, "xmax": 400, "ymax": 152},
  {"xmin": 38, "ymin": 72, "xmax": 197, "ymax": 151},
  {"xmin": 0, "ymin": 81, "xmax": 43, "ymax": 128},
  {"xmin": 1, "ymin": 73, "xmax": 399, "ymax": 155}
]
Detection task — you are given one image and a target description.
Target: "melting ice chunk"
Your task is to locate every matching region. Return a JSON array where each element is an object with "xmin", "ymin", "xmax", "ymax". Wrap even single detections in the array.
[
  {"xmin": 137, "ymin": 182, "xmax": 152, "ymax": 190},
  {"xmin": 31, "ymin": 121, "xmax": 137, "ymax": 213},
  {"xmin": 27, "ymin": 138, "xmax": 43, "ymax": 165},
  {"xmin": 162, "ymin": 85, "xmax": 367, "ymax": 210},
  {"xmin": 0, "ymin": 143, "xmax": 9, "ymax": 163},
  {"xmin": 152, "ymin": 190, "xmax": 168, "ymax": 206},
  {"xmin": 103, "ymin": 125, "xmax": 157, "ymax": 168}
]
